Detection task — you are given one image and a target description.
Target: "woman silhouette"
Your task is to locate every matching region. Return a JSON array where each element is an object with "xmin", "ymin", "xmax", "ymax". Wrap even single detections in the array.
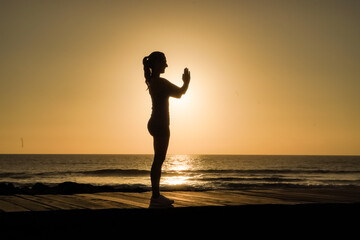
[{"xmin": 143, "ymin": 51, "xmax": 190, "ymax": 207}]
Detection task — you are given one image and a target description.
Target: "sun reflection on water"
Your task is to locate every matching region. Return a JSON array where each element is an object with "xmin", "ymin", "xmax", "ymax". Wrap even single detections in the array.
[
  {"xmin": 162, "ymin": 176, "xmax": 190, "ymax": 185},
  {"xmin": 163, "ymin": 155, "xmax": 193, "ymax": 185},
  {"xmin": 164, "ymin": 155, "xmax": 193, "ymax": 171}
]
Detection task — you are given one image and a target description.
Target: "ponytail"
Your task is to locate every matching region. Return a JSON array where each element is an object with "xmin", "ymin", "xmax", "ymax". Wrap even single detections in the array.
[{"xmin": 143, "ymin": 56, "xmax": 151, "ymax": 88}]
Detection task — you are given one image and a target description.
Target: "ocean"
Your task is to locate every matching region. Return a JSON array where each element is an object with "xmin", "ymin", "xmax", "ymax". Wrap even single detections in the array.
[{"xmin": 1, "ymin": 154, "xmax": 359, "ymax": 191}]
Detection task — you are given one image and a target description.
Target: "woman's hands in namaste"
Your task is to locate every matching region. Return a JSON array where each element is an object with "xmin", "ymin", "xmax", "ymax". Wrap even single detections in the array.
[{"xmin": 182, "ymin": 68, "xmax": 190, "ymax": 84}]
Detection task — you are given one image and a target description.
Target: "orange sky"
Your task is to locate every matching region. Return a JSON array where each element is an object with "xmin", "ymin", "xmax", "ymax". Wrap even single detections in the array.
[{"xmin": 1, "ymin": 0, "xmax": 359, "ymax": 155}]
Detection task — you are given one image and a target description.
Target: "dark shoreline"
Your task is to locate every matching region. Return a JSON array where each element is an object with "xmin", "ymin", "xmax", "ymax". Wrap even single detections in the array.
[
  {"xmin": 0, "ymin": 181, "xmax": 148, "ymax": 195},
  {"xmin": 3, "ymin": 181, "xmax": 360, "ymax": 195}
]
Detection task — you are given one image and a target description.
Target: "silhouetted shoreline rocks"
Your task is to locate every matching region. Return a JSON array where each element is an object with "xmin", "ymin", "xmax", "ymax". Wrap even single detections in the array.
[{"xmin": 0, "ymin": 182, "xmax": 147, "ymax": 195}]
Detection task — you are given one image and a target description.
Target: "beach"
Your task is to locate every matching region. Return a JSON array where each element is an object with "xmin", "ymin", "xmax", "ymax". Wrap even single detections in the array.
[
  {"xmin": 1, "ymin": 186, "xmax": 359, "ymax": 238},
  {"xmin": 1, "ymin": 155, "xmax": 360, "ymax": 238}
]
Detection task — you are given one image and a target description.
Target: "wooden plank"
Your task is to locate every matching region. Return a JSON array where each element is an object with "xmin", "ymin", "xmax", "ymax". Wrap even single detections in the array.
[
  {"xmin": 16, "ymin": 195, "xmax": 61, "ymax": 210},
  {"xmin": 164, "ymin": 192, "xmax": 224, "ymax": 207},
  {"xmin": 28, "ymin": 194, "xmax": 82, "ymax": 210},
  {"xmin": 176, "ymin": 191, "xmax": 245, "ymax": 205},
  {"xmin": 66, "ymin": 194, "xmax": 131, "ymax": 210},
  {"xmin": 77, "ymin": 193, "xmax": 136, "ymax": 209},
  {"xmin": 40, "ymin": 194, "xmax": 106, "ymax": 210},
  {"xmin": 0, "ymin": 198, "xmax": 30, "ymax": 212},
  {"xmin": 181, "ymin": 191, "xmax": 253, "ymax": 206},
  {"xmin": 181, "ymin": 191, "xmax": 264, "ymax": 205},
  {"xmin": 39, "ymin": 194, "xmax": 91, "ymax": 209},
  {"xmin": 217, "ymin": 190, "xmax": 300, "ymax": 205},
  {"xmin": 222, "ymin": 190, "xmax": 297, "ymax": 204},
  {"xmin": 123, "ymin": 192, "xmax": 152, "ymax": 200},
  {"xmin": 19, "ymin": 195, "xmax": 79, "ymax": 211},
  {"xmin": 242, "ymin": 189, "xmax": 337, "ymax": 203},
  {"xmin": 2, "ymin": 195, "xmax": 54, "ymax": 211},
  {"xmin": 96, "ymin": 192, "xmax": 149, "ymax": 208}
]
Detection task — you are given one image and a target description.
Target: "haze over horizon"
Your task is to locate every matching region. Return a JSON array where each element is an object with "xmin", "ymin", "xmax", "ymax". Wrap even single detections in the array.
[{"xmin": 1, "ymin": 0, "xmax": 359, "ymax": 155}]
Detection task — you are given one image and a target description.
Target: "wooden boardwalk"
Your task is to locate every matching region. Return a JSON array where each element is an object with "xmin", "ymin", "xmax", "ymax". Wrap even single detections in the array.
[
  {"xmin": 0, "ymin": 188, "xmax": 359, "ymax": 213},
  {"xmin": 1, "ymin": 188, "xmax": 359, "ymax": 239}
]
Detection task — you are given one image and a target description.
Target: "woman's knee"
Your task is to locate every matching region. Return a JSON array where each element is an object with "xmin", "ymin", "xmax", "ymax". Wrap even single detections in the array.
[{"xmin": 153, "ymin": 154, "xmax": 165, "ymax": 167}]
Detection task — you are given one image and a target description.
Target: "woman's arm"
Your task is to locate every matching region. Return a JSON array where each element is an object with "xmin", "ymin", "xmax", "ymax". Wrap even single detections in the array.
[{"xmin": 166, "ymin": 68, "xmax": 191, "ymax": 98}]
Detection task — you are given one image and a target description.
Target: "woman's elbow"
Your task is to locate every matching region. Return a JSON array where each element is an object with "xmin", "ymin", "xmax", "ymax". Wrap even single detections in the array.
[
  {"xmin": 173, "ymin": 92, "xmax": 183, "ymax": 98},
  {"xmin": 172, "ymin": 88, "xmax": 187, "ymax": 98}
]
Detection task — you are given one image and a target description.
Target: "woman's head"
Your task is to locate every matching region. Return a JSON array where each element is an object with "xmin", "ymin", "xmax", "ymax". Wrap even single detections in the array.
[{"xmin": 143, "ymin": 51, "xmax": 168, "ymax": 85}]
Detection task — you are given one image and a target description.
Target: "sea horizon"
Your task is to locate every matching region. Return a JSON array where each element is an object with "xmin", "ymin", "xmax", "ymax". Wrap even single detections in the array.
[{"xmin": 1, "ymin": 153, "xmax": 359, "ymax": 156}]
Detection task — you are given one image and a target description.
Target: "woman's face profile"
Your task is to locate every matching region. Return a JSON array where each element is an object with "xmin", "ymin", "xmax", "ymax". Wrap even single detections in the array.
[
  {"xmin": 161, "ymin": 57, "xmax": 168, "ymax": 73},
  {"xmin": 153, "ymin": 56, "xmax": 168, "ymax": 74}
]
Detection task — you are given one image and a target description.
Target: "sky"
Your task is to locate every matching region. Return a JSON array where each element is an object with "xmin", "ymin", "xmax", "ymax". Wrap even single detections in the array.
[{"xmin": 0, "ymin": 0, "xmax": 359, "ymax": 155}]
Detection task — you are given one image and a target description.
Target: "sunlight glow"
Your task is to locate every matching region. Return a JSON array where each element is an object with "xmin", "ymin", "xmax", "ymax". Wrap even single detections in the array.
[
  {"xmin": 166, "ymin": 65, "xmax": 205, "ymax": 132},
  {"xmin": 162, "ymin": 176, "xmax": 190, "ymax": 185},
  {"xmin": 1, "ymin": 1, "xmax": 359, "ymax": 155}
]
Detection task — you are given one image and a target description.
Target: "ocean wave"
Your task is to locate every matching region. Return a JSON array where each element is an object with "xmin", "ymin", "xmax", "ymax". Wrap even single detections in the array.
[
  {"xmin": 79, "ymin": 169, "xmax": 150, "ymax": 176},
  {"xmin": 200, "ymin": 177, "xmax": 303, "ymax": 182},
  {"xmin": 2, "ymin": 180, "xmax": 360, "ymax": 195},
  {"xmin": 0, "ymin": 169, "xmax": 151, "ymax": 179},
  {"xmin": 1, "ymin": 168, "xmax": 360, "ymax": 179},
  {"xmin": 0, "ymin": 172, "xmax": 29, "ymax": 179},
  {"xmin": 78, "ymin": 168, "xmax": 360, "ymax": 176},
  {"xmin": 195, "ymin": 169, "xmax": 360, "ymax": 174}
]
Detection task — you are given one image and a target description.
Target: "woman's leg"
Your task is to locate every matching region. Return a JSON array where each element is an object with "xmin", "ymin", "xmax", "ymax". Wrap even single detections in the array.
[{"xmin": 151, "ymin": 134, "xmax": 170, "ymax": 198}]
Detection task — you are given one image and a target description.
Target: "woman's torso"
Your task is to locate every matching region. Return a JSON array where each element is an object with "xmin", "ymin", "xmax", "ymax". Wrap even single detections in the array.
[{"xmin": 148, "ymin": 78, "xmax": 170, "ymax": 126}]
